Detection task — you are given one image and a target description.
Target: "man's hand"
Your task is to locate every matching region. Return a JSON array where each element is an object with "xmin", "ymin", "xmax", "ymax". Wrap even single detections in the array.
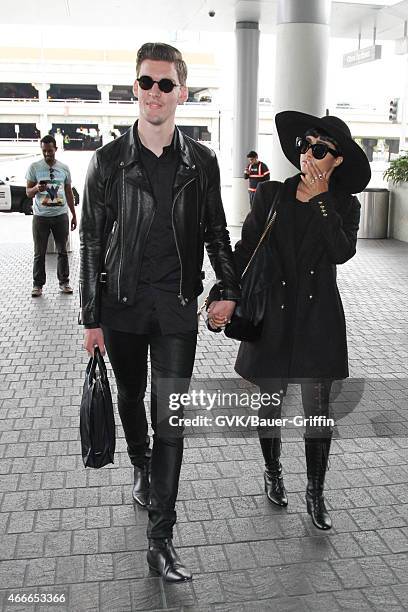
[
  {"xmin": 207, "ymin": 300, "xmax": 236, "ymax": 329},
  {"xmin": 71, "ymin": 215, "xmax": 77, "ymax": 231},
  {"xmin": 84, "ymin": 328, "xmax": 105, "ymax": 356},
  {"xmin": 37, "ymin": 181, "xmax": 47, "ymax": 192}
]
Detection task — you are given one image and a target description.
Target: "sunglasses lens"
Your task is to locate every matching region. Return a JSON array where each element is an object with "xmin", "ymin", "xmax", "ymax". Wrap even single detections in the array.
[
  {"xmin": 158, "ymin": 79, "xmax": 175, "ymax": 93},
  {"xmin": 138, "ymin": 76, "xmax": 176, "ymax": 93},
  {"xmin": 296, "ymin": 137, "xmax": 309, "ymax": 154},
  {"xmin": 138, "ymin": 76, "xmax": 154, "ymax": 90},
  {"xmin": 312, "ymin": 144, "xmax": 328, "ymax": 159}
]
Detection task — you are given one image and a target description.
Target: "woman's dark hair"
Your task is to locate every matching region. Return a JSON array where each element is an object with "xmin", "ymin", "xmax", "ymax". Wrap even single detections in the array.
[
  {"xmin": 136, "ymin": 42, "xmax": 188, "ymax": 85},
  {"xmin": 304, "ymin": 128, "xmax": 339, "ymax": 151},
  {"xmin": 40, "ymin": 135, "xmax": 57, "ymax": 147}
]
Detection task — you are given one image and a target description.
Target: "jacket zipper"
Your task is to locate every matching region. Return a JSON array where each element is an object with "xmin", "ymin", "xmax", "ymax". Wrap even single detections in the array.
[
  {"xmin": 117, "ymin": 167, "xmax": 157, "ymax": 301},
  {"xmin": 118, "ymin": 170, "xmax": 125, "ymax": 301},
  {"xmin": 104, "ymin": 220, "xmax": 118, "ymax": 266},
  {"xmin": 78, "ymin": 281, "xmax": 83, "ymax": 324},
  {"xmin": 171, "ymin": 176, "xmax": 196, "ymax": 305}
]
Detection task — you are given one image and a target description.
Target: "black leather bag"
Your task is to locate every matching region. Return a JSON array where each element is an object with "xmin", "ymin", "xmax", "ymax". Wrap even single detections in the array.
[
  {"xmin": 80, "ymin": 348, "xmax": 115, "ymax": 468},
  {"xmin": 224, "ymin": 188, "xmax": 281, "ymax": 342}
]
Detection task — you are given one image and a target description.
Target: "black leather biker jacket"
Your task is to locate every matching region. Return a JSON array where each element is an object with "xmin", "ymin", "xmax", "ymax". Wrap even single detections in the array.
[{"xmin": 79, "ymin": 125, "xmax": 240, "ymax": 326}]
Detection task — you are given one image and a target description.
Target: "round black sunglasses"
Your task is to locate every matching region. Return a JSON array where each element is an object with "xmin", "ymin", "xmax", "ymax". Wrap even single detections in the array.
[
  {"xmin": 137, "ymin": 75, "xmax": 180, "ymax": 93},
  {"xmin": 296, "ymin": 136, "xmax": 341, "ymax": 160}
]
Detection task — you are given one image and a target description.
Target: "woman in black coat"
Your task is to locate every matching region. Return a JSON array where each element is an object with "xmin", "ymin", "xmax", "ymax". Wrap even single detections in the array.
[{"xmin": 208, "ymin": 111, "xmax": 371, "ymax": 530}]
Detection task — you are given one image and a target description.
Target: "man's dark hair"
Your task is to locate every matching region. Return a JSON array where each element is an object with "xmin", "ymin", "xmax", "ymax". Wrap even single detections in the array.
[
  {"xmin": 40, "ymin": 135, "xmax": 57, "ymax": 147},
  {"xmin": 136, "ymin": 42, "xmax": 188, "ymax": 85},
  {"xmin": 247, "ymin": 150, "xmax": 257, "ymax": 158}
]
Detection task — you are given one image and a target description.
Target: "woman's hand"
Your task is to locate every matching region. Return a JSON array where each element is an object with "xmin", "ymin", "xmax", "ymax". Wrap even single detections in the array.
[
  {"xmin": 300, "ymin": 159, "xmax": 334, "ymax": 199},
  {"xmin": 207, "ymin": 300, "xmax": 236, "ymax": 329}
]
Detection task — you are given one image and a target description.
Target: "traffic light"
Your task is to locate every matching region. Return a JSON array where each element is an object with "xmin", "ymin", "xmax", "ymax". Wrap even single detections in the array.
[{"xmin": 389, "ymin": 99, "xmax": 399, "ymax": 123}]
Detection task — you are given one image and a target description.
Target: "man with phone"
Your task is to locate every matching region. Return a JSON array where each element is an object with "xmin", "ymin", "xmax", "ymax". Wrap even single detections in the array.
[
  {"xmin": 26, "ymin": 135, "xmax": 77, "ymax": 297},
  {"xmin": 80, "ymin": 42, "xmax": 239, "ymax": 581}
]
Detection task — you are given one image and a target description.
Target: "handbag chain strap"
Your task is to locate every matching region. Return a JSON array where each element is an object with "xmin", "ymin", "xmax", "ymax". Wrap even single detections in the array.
[{"xmin": 241, "ymin": 185, "xmax": 281, "ymax": 279}]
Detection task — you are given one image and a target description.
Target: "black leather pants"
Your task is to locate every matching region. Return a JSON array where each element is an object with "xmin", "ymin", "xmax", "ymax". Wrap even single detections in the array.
[{"xmin": 103, "ymin": 326, "xmax": 197, "ymax": 539}]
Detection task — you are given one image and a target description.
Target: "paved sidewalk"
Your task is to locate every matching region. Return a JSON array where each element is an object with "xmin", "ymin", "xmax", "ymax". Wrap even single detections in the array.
[{"xmin": 0, "ymin": 232, "xmax": 408, "ymax": 612}]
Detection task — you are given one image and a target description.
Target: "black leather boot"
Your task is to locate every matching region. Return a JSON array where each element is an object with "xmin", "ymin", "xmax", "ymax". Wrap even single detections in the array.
[
  {"xmin": 259, "ymin": 436, "xmax": 288, "ymax": 507},
  {"xmin": 305, "ymin": 436, "xmax": 332, "ymax": 530},
  {"xmin": 132, "ymin": 464, "xmax": 149, "ymax": 507},
  {"xmin": 147, "ymin": 538, "xmax": 192, "ymax": 582}
]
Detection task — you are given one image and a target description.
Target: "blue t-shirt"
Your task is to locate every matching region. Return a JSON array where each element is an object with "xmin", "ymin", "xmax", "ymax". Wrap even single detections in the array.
[{"xmin": 26, "ymin": 159, "xmax": 71, "ymax": 217}]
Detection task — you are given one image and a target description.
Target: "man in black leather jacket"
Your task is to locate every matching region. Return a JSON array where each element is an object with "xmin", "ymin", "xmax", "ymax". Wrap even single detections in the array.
[{"xmin": 79, "ymin": 42, "xmax": 239, "ymax": 582}]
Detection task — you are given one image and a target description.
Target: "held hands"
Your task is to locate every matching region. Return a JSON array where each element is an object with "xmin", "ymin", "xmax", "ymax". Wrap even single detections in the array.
[
  {"xmin": 207, "ymin": 300, "xmax": 236, "ymax": 329},
  {"xmin": 84, "ymin": 328, "xmax": 106, "ymax": 356},
  {"xmin": 300, "ymin": 159, "xmax": 334, "ymax": 200}
]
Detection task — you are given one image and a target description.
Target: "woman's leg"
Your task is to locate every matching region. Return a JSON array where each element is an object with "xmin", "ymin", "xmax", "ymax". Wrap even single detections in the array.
[
  {"xmin": 301, "ymin": 380, "xmax": 333, "ymax": 530},
  {"xmin": 257, "ymin": 380, "xmax": 288, "ymax": 506}
]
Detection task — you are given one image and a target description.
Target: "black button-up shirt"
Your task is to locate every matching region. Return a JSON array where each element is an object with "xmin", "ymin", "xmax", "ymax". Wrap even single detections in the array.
[{"xmin": 100, "ymin": 126, "xmax": 198, "ymax": 335}]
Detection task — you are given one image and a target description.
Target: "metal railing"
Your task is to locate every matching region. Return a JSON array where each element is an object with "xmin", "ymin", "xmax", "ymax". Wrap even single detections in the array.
[{"xmin": 0, "ymin": 96, "xmax": 215, "ymax": 106}]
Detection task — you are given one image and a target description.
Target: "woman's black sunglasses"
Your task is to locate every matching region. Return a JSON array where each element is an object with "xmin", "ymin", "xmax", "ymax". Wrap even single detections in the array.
[
  {"xmin": 137, "ymin": 75, "xmax": 179, "ymax": 93},
  {"xmin": 296, "ymin": 136, "xmax": 341, "ymax": 160}
]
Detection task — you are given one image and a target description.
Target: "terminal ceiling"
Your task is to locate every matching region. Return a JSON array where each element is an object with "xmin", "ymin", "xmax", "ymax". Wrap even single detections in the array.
[{"xmin": 2, "ymin": 1, "xmax": 408, "ymax": 40}]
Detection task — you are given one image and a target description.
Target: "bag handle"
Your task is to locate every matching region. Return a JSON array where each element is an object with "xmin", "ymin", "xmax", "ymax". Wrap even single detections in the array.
[
  {"xmin": 241, "ymin": 184, "xmax": 281, "ymax": 279},
  {"xmin": 87, "ymin": 347, "xmax": 108, "ymax": 382}
]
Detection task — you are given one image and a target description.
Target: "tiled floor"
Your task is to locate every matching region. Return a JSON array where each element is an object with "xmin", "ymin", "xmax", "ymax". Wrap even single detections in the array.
[{"xmin": 0, "ymin": 230, "xmax": 407, "ymax": 611}]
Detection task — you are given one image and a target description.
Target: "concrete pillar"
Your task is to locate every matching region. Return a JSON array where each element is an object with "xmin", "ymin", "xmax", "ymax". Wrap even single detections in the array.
[
  {"xmin": 227, "ymin": 21, "xmax": 260, "ymax": 230},
  {"xmin": 97, "ymin": 86, "xmax": 113, "ymax": 144},
  {"xmin": 33, "ymin": 83, "xmax": 50, "ymax": 104},
  {"xmin": 33, "ymin": 84, "xmax": 51, "ymax": 138},
  {"xmin": 271, "ymin": 0, "xmax": 331, "ymax": 180},
  {"xmin": 97, "ymin": 84, "xmax": 113, "ymax": 105},
  {"xmin": 99, "ymin": 118, "xmax": 114, "ymax": 146}
]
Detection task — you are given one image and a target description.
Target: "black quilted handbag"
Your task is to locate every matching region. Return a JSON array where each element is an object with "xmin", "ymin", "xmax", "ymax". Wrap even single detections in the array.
[{"xmin": 80, "ymin": 347, "xmax": 115, "ymax": 468}]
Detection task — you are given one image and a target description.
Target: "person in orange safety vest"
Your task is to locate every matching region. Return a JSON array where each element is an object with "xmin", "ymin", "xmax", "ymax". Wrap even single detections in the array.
[{"xmin": 244, "ymin": 150, "xmax": 270, "ymax": 207}]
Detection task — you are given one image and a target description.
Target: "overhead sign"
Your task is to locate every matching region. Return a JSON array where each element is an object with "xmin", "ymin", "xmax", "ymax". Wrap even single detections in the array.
[
  {"xmin": 0, "ymin": 185, "xmax": 12, "ymax": 211},
  {"xmin": 343, "ymin": 45, "xmax": 382, "ymax": 67}
]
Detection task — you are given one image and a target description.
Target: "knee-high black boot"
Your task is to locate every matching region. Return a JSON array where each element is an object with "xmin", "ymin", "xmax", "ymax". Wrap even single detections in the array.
[
  {"xmin": 259, "ymin": 436, "xmax": 288, "ymax": 507},
  {"xmin": 304, "ymin": 436, "xmax": 332, "ymax": 530},
  {"xmin": 146, "ymin": 436, "xmax": 192, "ymax": 582}
]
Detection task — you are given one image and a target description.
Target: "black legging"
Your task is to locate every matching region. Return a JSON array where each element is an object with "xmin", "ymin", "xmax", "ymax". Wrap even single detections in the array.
[{"xmin": 257, "ymin": 379, "xmax": 333, "ymax": 439}]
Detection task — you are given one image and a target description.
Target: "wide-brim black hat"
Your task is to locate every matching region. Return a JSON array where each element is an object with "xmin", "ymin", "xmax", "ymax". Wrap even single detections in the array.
[{"xmin": 275, "ymin": 111, "xmax": 371, "ymax": 194}]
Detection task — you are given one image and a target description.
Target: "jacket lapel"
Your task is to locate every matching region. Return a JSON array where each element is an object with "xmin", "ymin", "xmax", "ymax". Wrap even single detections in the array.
[
  {"xmin": 172, "ymin": 163, "xmax": 198, "ymax": 196},
  {"xmin": 173, "ymin": 129, "xmax": 199, "ymax": 194}
]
